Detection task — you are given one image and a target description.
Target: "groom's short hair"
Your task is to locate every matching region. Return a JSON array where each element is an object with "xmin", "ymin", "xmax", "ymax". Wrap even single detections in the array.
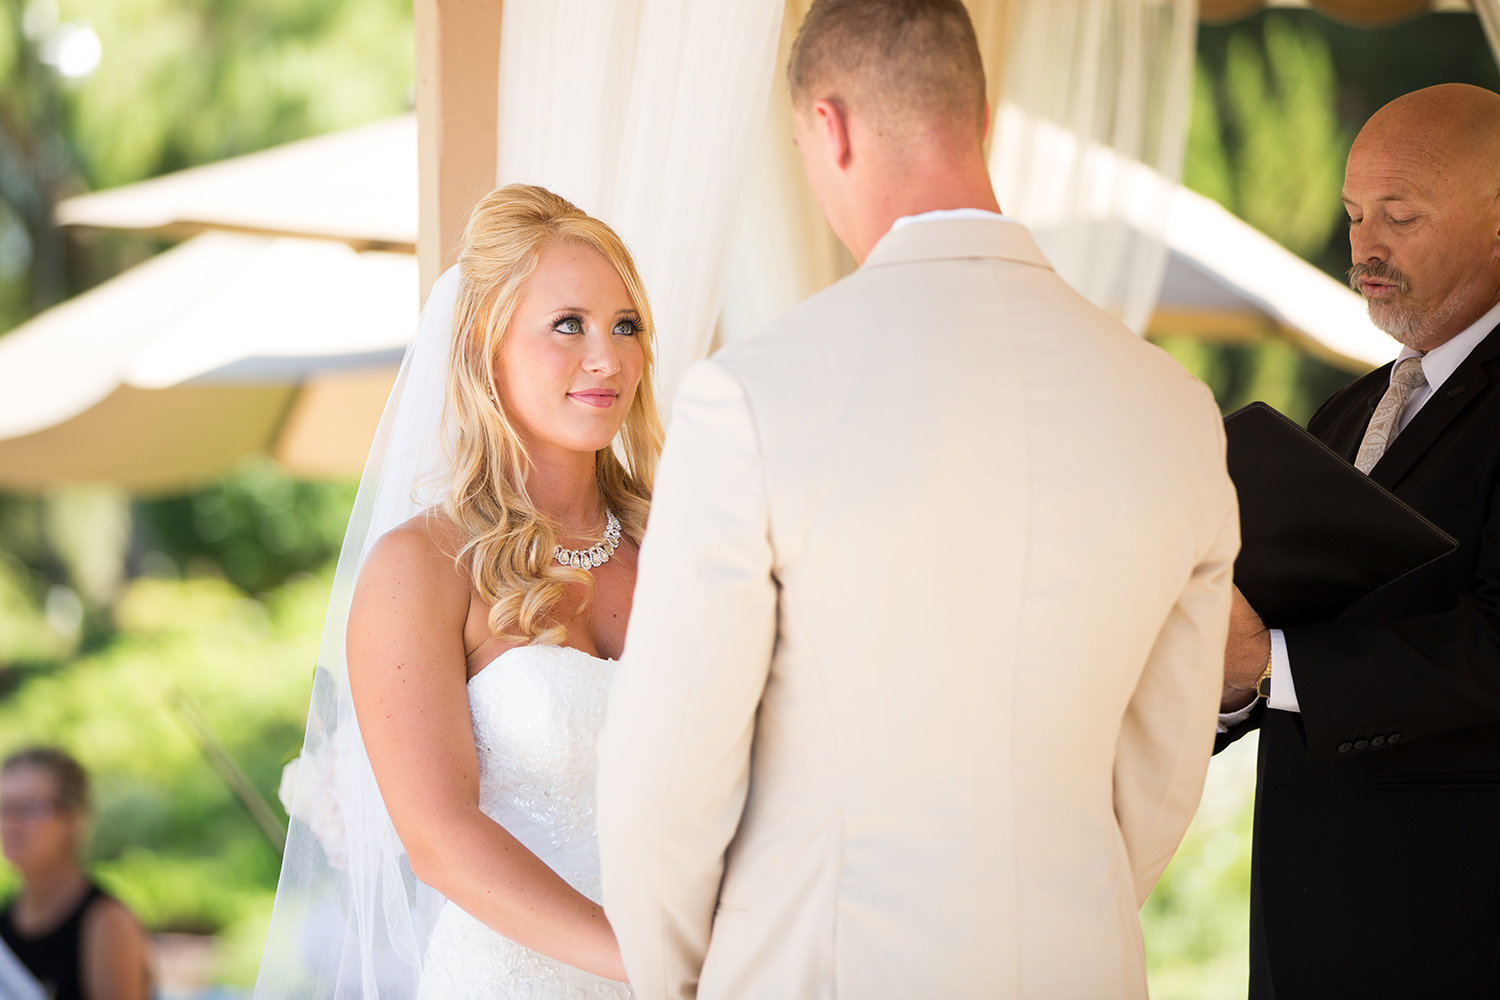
[{"xmin": 787, "ymin": 0, "xmax": 987, "ymax": 138}]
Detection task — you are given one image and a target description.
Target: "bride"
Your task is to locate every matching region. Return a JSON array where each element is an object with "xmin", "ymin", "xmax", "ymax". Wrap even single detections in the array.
[{"xmin": 255, "ymin": 184, "xmax": 662, "ymax": 999}]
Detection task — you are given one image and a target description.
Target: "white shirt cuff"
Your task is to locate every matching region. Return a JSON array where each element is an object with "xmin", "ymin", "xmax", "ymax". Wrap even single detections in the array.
[
  {"xmin": 1217, "ymin": 693, "xmax": 1259, "ymax": 733},
  {"xmin": 1265, "ymin": 628, "xmax": 1299, "ymax": 714},
  {"xmin": 1216, "ymin": 630, "xmax": 1299, "ymax": 733}
]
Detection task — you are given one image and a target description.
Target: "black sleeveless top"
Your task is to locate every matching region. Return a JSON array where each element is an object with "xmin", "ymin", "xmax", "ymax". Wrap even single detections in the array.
[{"xmin": 0, "ymin": 881, "xmax": 110, "ymax": 1000}]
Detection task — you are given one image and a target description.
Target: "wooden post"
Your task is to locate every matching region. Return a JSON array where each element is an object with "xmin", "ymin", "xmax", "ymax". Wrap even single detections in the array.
[{"xmin": 415, "ymin": 0, "xmax": 504, "ymax": 302}]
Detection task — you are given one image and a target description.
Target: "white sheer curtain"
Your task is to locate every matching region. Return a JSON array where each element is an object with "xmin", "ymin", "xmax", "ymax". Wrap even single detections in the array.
[
  {"xmin": 720, "ymin": 0, "xmax": 1016, "ymax": 348},
  {"xmin": 1475, "ymin": 0, "xmax": 1500, "ymax": 68},
  {"xmin": 496, "ymin": 0, "xmax": 786, "ymax": 409},
  {"xmin": 722, "ymin": 0, "xmax": 1199, "ymax": 344},
  {"xmin": 988, "ymin": 0, "xmax": 1198, "ymax": 333},
  {"xmin": 719, "ymin": 0, "xmax": 848, "ymax": 348}
]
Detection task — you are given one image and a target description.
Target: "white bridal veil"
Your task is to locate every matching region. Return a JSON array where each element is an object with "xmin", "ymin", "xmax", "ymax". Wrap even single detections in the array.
[{"xmin": 253, "ymin": 267, "xmax": 461, "ymax": 998}]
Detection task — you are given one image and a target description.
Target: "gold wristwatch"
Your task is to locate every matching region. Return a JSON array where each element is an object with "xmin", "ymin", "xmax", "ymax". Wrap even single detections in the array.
[{"xmin": 1255, "ymin": 651, "xmax": 1274, "ymax": 699}]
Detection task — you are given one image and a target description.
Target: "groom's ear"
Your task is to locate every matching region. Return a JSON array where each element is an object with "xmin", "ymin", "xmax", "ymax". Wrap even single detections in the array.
[{"xmin": 812, "ymin": 98, "xmax": 853, "ymax": 172}]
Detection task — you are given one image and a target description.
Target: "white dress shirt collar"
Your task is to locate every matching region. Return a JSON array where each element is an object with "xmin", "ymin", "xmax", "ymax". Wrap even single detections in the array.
[
  {"xmin": 1392, "ymin": 298, "xmax": 1500, "ymax": 394},
  {"xmin": 888, "ymin": 208, "xmax": 1009, "ymax": 233}
]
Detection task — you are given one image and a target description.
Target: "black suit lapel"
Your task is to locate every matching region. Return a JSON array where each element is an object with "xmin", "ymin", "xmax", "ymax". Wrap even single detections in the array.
[
  {"xmin": 1369, "ymin": 323, "xmax": 1500, "ymax": 489},
  {"xmin": 1322, "ymin": 378, "xmax": 1385, "ymax": 463}
]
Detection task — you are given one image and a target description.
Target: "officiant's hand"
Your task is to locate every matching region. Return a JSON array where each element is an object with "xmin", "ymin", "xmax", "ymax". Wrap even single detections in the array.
[{"xmin": 1221, "ymin": 586, "xmax": 1271, "ymax": 713}]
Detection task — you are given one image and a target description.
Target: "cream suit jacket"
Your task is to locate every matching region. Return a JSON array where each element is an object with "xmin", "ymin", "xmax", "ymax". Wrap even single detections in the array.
[{"xmin": 597, "ymin": 218, "xmax": 1238, "ymax": 1000}]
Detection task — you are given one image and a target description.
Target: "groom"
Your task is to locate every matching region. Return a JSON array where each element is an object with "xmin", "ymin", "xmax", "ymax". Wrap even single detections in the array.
[{"xmin": 597, "ymin": 1, "xmax": 1238, "ymax": 996}]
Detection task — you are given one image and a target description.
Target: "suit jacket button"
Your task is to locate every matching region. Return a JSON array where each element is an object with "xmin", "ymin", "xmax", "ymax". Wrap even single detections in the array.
[
  {"xmin": 1355, "ymin": 739, "xmax": 1370, "ymax": 750},
  {"xmin": 1388, "ymin": 733, "xmax": 1402, "ymax": 744},
  {"xmin": 1371, "ymin": 736, "xmax": 1386, "ymax": 747},
  {"xmin": 1338, "ymin": 742, "xmax": 1354, "ymax": 753}
]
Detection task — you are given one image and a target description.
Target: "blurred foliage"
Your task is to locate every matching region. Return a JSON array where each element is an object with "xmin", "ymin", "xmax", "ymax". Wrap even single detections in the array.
[
  {"xmin": 1144, "ymin": 737, "xmax": 1259, "ymax": 1000},
  {"xmin": 1188, "ymin": 16, "xmax": 1350, "ymax": 260},
  {"xmin": 61, "ymin": 0, "xmax": 413, "ymax": 190},
  {"xmin": 0, "ymin": 550, "xmax": 66, "ymax": 668},
  {"xmin": 140, "ymin": 459, "xmax": 357, "ymax": 594},
  {"xmin": 0, "ymin": 490, "xmax": 126, "ymax": 658},
  {"xmin": 1171, "ymin": 15, "xmax": 1356, "ymax": 421},
  {"xmin": 0, "ymin": 569, "xmax": 326, "ymax": 946},
  {"xmin": 0, "ymin": 0, "xmax": 413, "ymax": 331},
  {"xmin": 1152, "ymin": 335, "xmax": 1352, "ymax": 425}
]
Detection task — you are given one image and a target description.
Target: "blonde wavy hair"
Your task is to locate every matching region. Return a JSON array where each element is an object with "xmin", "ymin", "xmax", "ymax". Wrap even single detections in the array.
[{"xmin": 441, "ymin": 184, "xmax": 663, "ymax": 646}]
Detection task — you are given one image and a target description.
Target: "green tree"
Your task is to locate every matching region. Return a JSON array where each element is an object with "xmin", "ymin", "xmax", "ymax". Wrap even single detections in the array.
[
  {"xmin": 1172, "ymin": 15, "xmax": 1358, "ymax": 423},
  {"xmin": 0, "ymin": 0, "xmax": 411, "ymax": 655},
  {"xmin": 1222, "ymin": 16, "xmax": 1349, "ymax": 258}
]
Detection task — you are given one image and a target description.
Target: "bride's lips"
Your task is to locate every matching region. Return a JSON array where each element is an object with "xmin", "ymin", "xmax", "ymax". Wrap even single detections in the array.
[{"xmin": 568, "ymin": 389, "xmax": 618, "ymax": 408}]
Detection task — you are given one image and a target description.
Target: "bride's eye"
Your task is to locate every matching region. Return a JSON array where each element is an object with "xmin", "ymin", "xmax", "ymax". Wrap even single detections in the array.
[
  {"xmin": 612, "ymin": 318, "xmax": 640, "ymax": 337},
  {"xmin": 553, "ymin": 316, "xmax": 584, "ymax": 334}
]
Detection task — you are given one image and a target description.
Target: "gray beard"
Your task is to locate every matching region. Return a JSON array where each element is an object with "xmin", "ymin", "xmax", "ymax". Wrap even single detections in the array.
[{"xmin": 1367, "ymin": 282, "xmax": 1478, "ymax": 351}]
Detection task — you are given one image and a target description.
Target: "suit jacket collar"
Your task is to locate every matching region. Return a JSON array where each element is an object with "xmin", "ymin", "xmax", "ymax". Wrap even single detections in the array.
[
  {"xmin": 1369, "ymin": 321, "xmax": 1500, "ymax": 488},
  {"xmin": 860, "ymin": 217, "xmax": 1054, "ymax": 273}
]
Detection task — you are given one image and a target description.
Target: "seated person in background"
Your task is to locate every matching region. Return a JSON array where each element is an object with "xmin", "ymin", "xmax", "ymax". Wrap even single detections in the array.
[{"xmin": 0, "ymin": 747, "xmax": 150, "ymax": 1000}]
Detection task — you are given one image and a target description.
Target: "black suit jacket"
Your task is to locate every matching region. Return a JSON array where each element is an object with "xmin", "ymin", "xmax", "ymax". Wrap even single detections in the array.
[{"xmin": 1219, "ymin": 322, "xmax": 1500, "ymax": 998}]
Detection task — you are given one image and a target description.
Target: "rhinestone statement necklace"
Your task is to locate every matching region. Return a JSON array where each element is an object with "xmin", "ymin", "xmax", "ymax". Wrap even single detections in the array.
[{"xmin": 554, "ymin": 509, "xmax": 622, "ymax": 570}]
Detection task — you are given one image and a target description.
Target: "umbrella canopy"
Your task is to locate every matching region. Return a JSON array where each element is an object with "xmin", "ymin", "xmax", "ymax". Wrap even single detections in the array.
[
  {"xmin": 0, "ymin": 233, "xmax": 414, "ymax": 492},
  {"xmin": 57, "ymin": 115, "xmax": 417, "ymax": 252},
  {"xmin": 1152, "ymin": 183, "xmax": 1396, "ymax": 369},
  {"xmin": 984, "ymin": 103, "xmax": 1395, "ymax": 370}
]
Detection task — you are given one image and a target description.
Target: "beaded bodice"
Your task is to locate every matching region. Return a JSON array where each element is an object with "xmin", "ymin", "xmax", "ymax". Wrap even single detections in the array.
[
  {"xmin": 416, "ymin": 645, "xmax": 632, "ymax": 999},
  {"xmin": 470, "ymin": 644, "xmax": 615, "ymax": 894}
]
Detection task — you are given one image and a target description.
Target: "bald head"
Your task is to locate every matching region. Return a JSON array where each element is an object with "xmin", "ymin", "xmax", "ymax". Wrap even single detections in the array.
[
  {"xmin": 1343, "ymin": 84, "xmax": 1500, "ymax": 351},
  {"xmin": 1352, "ymin": 84, "xmax": 1500, "ymax": 193}
]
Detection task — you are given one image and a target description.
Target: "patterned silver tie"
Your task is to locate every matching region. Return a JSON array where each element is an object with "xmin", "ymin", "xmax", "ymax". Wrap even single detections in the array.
[{"xmin": 1353, "ymin": 356, "xmax": 1427, "ymax": 474}]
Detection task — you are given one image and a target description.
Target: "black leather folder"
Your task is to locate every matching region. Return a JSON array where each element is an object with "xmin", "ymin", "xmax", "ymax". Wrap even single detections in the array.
[{"xmin": 1223, "ymin": 401, "xmax": 1457, "ymax": 627}]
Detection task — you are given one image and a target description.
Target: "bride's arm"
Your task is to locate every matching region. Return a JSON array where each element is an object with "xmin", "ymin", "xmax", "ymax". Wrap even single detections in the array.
[{"xmin": 346, "ymin": 522, "xmax": 628, "ymax": 982}]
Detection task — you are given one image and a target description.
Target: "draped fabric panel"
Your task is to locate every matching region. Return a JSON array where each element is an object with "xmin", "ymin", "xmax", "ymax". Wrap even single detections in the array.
[
  {"xmin": 496, "ymin": 0, "xmax": 786, "ymax": 409},
  {"xmin": 719, "ymin": 0, "xmax": 849, "ymax": 348},
  {"xmin": 989, "ymin": 0, "xmax": 1199, "ymax": 334},
  {"xmin": 1474, "ymin": 0, "xmax": 1500, "ymax": 65},
  {"xmin": 722, "ymin": 0, "xmax": 1199, "ymax": 344},
  {"xmin": 720, "ymin": 0, "xmax": 1020, "ymax": 347}
]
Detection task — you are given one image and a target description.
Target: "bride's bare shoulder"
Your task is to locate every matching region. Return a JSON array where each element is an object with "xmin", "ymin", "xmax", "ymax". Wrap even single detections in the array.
[
  {"xmin": 356, "ymin": 508, "xmax": 471, "ymax": 602},
  {"xmin": 347, "ymin": 510, "xmax": 471, "ymax": 686}
]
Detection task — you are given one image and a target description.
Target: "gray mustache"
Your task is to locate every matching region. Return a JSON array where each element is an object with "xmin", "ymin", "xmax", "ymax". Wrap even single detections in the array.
[{"xmin": 1348, "ymin": 262, "xmax": 1411, "ymax": 296}]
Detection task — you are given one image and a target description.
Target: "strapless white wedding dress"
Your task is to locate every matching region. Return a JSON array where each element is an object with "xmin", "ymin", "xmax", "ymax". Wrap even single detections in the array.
[{"xmin": 415, "ymin": 645, "xmax": 634, "ymax": 999}]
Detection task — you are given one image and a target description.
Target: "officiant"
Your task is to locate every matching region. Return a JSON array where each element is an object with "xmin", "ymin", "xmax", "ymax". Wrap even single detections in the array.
[{"xmin": 1217, "ymin": 84, "xmax": 1500, "ymax": 998}]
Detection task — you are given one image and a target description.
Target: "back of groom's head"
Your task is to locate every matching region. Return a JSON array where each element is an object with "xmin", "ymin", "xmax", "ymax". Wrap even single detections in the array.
[
  {"xmin": 786, "ymin": 0, "xmax": 999, "ymax": 263},
  {"xmin": 788, "ymin": 0, "xmax": 987, "ymax": 140}
]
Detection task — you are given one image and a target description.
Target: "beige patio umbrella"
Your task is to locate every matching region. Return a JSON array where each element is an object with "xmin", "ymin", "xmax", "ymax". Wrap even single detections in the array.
[
  {"xmin": 0, "ymin": 232, "xmax": 415, "ymax": 492},
  {"xmin": 57, "ymin": 114, "xmax": 417, "ymax": 251}
]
